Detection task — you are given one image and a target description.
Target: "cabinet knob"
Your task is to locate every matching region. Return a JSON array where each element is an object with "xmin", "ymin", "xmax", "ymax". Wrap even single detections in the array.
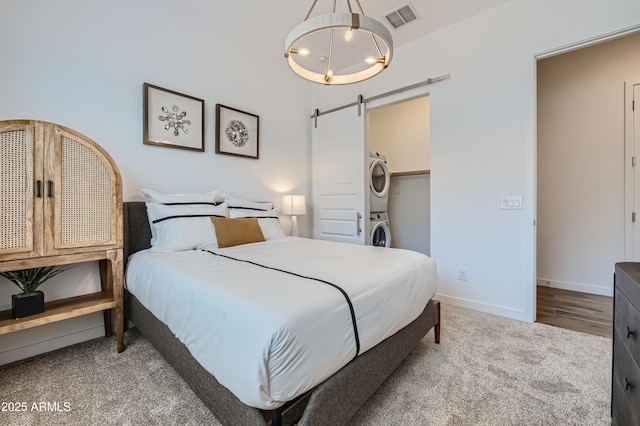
[
  {"xmin": 627, "ymin": 326, "xmax": 636, "ymax": 339},
  {"xmin": 625, "ymin": 377, "xmax": 635, "ymax": 391}
]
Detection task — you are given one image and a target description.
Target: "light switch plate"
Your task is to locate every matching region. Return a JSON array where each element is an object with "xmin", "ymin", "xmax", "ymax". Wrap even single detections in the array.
[{"xmin": 501, "ymin": 196, "xmax": 523, "ymax": 210}]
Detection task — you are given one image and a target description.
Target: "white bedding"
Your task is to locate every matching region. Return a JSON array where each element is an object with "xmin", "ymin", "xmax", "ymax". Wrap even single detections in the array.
[{"xmin": 125, "ymin": 237, "xmax": 437, "ymax": 410}]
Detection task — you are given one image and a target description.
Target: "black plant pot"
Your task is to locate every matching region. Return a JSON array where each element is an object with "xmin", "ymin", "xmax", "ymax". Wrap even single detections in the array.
[{"xmin": 12, "ymin": 291, "xmax": 45, "ymax": 318}]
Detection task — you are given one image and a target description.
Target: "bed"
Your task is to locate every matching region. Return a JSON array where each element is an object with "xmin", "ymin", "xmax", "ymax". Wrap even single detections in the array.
[{"xmin": 123, "ymin": 200, "xmax": 440, "ymax": 425}]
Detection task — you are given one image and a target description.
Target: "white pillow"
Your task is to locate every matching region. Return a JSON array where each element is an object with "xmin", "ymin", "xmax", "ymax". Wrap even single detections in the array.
[
  {"xmin": 223, "ymin": 193, "xmax": 273, "ymax": 211},
  {"xmin": 143, "ymin": 188, "xmax": 224, "ymax": 204},
  {"xmin": 228, "ymin": 208, "xmax": 286, "ymax": 240},
  {"xmin": 142, "ymin": 188, "xmax": 225, "ymax": 242},
  {"xmin": 146, "ymin": 202, "xmax": 229, "ymax": 252}
]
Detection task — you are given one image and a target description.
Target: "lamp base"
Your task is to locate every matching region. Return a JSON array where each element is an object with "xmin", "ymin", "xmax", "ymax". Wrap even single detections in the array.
[{"xmin": 291, "ymin": 215, "xmax": 299, "ymax": 237}]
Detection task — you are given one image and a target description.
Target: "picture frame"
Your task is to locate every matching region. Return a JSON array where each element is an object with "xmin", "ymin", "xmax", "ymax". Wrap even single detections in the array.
[
  {"xmin": 215, "ymin": 104, "xmax": 259, "ymax": 159},
  {"xmin": 143, "ymin": 83, "xmax": 205, "ymax": 152}
]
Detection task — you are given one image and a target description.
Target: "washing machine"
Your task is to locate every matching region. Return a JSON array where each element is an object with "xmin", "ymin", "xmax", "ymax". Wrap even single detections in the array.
[
  {"xmin": 370, "ymin": 212, "xmax": 391, "ymax": 247},
  {"xmin": 369, "ymin": 151, "xmax": 390, "ymax": 213}
]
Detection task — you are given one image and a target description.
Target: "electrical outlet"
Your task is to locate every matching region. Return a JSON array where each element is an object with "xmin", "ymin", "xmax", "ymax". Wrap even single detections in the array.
[{"xmin": 458, "ymin": 268, "xmax": 468, "ymax": 281}]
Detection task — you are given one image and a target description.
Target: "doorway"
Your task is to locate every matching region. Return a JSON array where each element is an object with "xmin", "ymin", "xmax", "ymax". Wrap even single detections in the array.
[
  {"xmin": 536, "ymin": 31, "xmax": 640, "ymax": 335},
  {"xmin": 368, "ymin": 95, "xmax": 431, "ymax": 255},
  {"xmin": 626, "ymin": 80, "xmax": 640, "ymax": 259}
]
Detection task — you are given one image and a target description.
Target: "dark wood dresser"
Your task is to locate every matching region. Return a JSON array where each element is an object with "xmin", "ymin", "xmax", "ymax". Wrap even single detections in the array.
[{"xmin": 613, "ymin": 262, "xmax": 640, "ymax": 425}]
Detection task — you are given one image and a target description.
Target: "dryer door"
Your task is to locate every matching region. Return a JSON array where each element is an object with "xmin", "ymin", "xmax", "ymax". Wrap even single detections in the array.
[
  {"xmin": 370, "ymin": 221, "xmax": 391, "ymax": 247},
  {"xmin": 369, "ymin": 158, "xmax": 390, "ymax": 199}
]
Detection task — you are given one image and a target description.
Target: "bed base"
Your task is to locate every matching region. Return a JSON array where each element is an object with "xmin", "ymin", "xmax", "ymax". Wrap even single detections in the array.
[{"xmin": 122, "ymin": 201, "xmax": 440, "ymax": 425}]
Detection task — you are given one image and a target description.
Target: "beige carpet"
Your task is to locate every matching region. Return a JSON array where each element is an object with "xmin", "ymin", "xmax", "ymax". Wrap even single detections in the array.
[{"xmin": 0, "ymin": 303, "xmax": 611, "ymax": 425}]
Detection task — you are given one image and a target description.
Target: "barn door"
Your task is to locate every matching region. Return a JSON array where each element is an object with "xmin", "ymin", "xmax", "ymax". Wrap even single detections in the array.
[{"xmin": 311, "ymin": 103, "xmax": 367, "ymax": 244}]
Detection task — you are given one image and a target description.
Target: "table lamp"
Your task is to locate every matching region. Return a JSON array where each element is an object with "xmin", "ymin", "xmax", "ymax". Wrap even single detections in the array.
[{"xmin": 282, "ymin": 195, "xmax": 306, "ymax": 236}]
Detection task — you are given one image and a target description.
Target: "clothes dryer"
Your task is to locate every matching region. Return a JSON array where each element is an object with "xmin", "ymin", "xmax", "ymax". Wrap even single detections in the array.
[
  {"xmin": 369, "ymin": 151, "xmax": 390, "ymax": 213},
  {"xmin": 369, "ymin": 212, "xmax": 391, "ymax": 247}
]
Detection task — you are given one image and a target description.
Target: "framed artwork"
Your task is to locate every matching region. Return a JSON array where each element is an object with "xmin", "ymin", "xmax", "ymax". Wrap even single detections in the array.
[
  {"xmin": 143, "ymin": 83, "xmax": 205, "ymax": 152},
  {"xmin": 215, "ymin": 104, "xmax": 259, "ymax": 159}
]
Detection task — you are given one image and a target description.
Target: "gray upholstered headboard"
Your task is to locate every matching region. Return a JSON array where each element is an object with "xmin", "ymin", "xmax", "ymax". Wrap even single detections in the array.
[{"xmin": 123, "ymin": 202, "xmax": 152, "ymax": 266}]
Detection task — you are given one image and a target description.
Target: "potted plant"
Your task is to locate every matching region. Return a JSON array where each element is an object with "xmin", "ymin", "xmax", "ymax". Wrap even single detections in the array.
[{"xmin": 0, "ymin": 266, "xmax": 68, "ymax": 318}]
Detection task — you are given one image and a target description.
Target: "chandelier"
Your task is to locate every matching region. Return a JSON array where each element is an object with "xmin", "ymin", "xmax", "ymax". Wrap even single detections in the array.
[{"xmin": 284, "ymin": 0, "xmax": 393, "ymax": 85}]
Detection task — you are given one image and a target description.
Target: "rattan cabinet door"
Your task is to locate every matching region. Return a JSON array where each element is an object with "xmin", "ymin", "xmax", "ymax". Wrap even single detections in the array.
[
  {"xmin": 0, "ymin": 121, "xmax": 44, "ymax": 259},
  {"xmin": 43, "ymin": 123, "xmax": 122, "ymax": 255}
]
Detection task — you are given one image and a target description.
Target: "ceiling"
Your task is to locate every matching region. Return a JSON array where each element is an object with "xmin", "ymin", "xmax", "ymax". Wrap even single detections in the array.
[
  {"xmin": 300, "ymin": 0, "xmax": 511, "ymax": 48},
  {"xmin": 287, "ymin": 0, "xmax": 512, "ymax": 77},
  {"xmin": 153, "ymin": 0, "xmax": 512, "ymax": 76}
]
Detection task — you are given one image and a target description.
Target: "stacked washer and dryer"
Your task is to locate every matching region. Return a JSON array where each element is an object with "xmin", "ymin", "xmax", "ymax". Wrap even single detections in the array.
[{"xmin": 369, "ymin": 151, "xmax": 392, "ymax": 247}]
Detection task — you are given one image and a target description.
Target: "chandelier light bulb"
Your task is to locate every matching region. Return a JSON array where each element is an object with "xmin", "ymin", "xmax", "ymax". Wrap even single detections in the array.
[
  {"xmin": 290, "ymin": 48, "xmax": 311, "ymax": 56},
  {"xmin": 324, "ymin": 69, "xmax": 334, "ymax": 83},
  {"xmin": 345, "ymin": 28, "xmax": 353, "ymax": 41}
]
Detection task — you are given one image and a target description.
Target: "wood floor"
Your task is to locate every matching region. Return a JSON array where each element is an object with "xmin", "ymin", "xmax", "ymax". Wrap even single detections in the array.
[{"xmin": 536, "ymin": 286, "xmax": 613, "ymax": 338}]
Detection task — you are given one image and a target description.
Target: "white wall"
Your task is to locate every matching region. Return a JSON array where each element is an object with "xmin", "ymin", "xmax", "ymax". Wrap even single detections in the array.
[
  {"xmin": 311, "ymin": 0, "xmax": 640, "ymax": 321},
  {"xmin": 369, "ymin": 96, "xmax": 430, "ymax": 172},
  {"xmin": 0, "ymin": 0, "xmax": 312, "ymax": 364},
  {"xmin": 388, "ymin": 175, "xmax": 431, "ymax": 255},
  {"xmin": 537, "ymin": 33, "xmax": 640, "ymax": 297}
]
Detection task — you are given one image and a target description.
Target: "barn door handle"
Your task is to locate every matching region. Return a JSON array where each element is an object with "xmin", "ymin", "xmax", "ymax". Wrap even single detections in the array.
[
  {"xmin": 356, "ymin": 212, "xmax": 362, "ymax": 235},
  {"xmin": 47, "ymin": 180, "xmax": 52, "ymax": 197},
  {"xmin": 36, "ymin": 180, "xmax": 42, "ymax": 197},
  {"xmin": 628, "ymin": 326, "xmax": 636, "ymax": 339}
]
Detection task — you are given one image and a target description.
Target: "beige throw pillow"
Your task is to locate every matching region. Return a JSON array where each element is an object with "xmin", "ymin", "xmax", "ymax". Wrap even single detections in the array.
[{"xmin": 211, "ymin": 217, "xmax": 266, "ymax": 248}]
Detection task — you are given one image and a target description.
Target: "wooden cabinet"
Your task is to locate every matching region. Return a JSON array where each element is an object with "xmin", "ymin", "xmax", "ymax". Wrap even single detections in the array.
[
  {"xmin": 0, "ymin": 120, "xmax": 124, "ymax": 352},
  {"xmin": 612, "ymin": 262, "xmax": 640, "ymax": 426},
  {"xmin": 0, "ymin": 120, "xmax": 122, "ymax": 259}
]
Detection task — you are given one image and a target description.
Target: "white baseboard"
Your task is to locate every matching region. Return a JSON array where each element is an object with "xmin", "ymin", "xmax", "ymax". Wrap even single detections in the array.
[
  {"xmin": 435, "ymin": 293, "xmax": 532, "ymax": 322},
  {"xmin": 536, "ymin": 278, "xmax": 613, "ymax": 297}
]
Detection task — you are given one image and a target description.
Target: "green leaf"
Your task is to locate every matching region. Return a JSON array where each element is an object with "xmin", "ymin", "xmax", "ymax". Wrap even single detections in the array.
[{"xmin": 0, "ymin": 266, "xmax": 69, "ymax": 294}]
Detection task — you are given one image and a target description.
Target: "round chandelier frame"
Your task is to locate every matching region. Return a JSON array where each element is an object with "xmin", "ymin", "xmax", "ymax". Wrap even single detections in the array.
[{"xmin": 284, "ymin": 1, "xmax": 393, "ymax": 85}]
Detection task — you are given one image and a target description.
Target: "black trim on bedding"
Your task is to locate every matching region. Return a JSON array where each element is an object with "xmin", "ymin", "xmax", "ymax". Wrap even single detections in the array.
[
  {"xmin": 202, "ymin": 249, "xmax": 361, "ymax": 358},
  {"xmin": 157, "ymin": 202, "xmax": 223, "ymax": 206},
  {"xmin": 227, "ymin": 206, "xmax": 270, "ymax": 212},
  {"xmin": 231, "ymin": 215, "xmax": 281, "ymax": 221},
  {"xmin": 153, "ymin": 214, "xmax": 226, "ymax": 224}
]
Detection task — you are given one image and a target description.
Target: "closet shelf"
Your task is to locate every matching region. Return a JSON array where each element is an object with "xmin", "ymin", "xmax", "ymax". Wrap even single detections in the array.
[{"xmin": 390, "ymin": 170, "xmax": 430, "ymax": 177}]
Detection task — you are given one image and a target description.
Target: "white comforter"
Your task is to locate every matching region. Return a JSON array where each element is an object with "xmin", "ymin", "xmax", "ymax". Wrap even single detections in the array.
[{"xmin": 125, "ymin": 237, "xmax": 437, "ymax": 410}]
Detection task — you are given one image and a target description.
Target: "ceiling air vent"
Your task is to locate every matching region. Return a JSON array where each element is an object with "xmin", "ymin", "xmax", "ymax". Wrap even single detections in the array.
[{"xmin": 384, "ymin": 3, "xmax": 419, "ymax": 29}]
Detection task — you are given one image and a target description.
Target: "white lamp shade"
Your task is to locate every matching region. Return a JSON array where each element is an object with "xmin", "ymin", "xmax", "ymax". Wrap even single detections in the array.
[{"xmin": 282, "ymin": 195, "xmax": 306, "ymax": 215}]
